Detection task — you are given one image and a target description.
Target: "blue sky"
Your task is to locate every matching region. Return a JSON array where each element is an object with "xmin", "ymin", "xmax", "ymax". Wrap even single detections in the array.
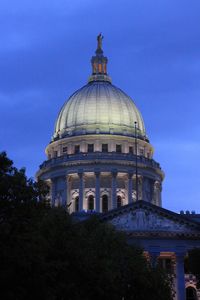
[{"xmin": 1, "ymin": 0, "xmax": 200, "ymax": 212}]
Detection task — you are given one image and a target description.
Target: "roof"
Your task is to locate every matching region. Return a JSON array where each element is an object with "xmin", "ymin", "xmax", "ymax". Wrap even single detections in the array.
[{"xmin": 53, "ymin": 81, "xmax": 146, "ymax": 141}]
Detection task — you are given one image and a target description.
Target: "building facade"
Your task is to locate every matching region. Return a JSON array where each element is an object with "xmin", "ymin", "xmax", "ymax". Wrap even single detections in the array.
[{"xmin": 37, "ymin": 35, "xmax": 200, "ymax": 300}]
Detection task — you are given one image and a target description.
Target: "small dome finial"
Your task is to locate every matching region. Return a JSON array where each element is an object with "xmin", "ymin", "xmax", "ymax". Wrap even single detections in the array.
[
  {"xmin": 88, "ymin": 34, "xmax": 112, "ymax": 83},
  {"xmin": 97, "ymin": 33, "xmax": 103, "ymax": 50}
]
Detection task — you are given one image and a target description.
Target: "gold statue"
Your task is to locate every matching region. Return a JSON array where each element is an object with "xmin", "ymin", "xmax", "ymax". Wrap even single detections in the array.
[{"xmin": 97, "ymin": 33, "xmax": 103, "ymax": 49}]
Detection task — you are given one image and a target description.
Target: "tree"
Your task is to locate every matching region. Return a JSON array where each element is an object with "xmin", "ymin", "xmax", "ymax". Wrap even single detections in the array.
[
  {"xmin": 0, "ymin": 151, "xmax": 49, "ymax": 224},
  {"xmin": 0, "ymin": 151, "xmax": 48, "ymax": 204},
  {"xmin": 67, "ymin": 216, "xmax": 173, "ymax": 300},
  {"xmin": 187, "ymin": 248, "xmax": 200, "ymax": 288},
  {"xmin": 0, "ymin": 152, "xmax": 173, "ymax": 300}
]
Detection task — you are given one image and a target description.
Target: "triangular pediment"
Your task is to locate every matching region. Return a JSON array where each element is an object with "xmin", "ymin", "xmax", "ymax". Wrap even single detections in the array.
[
  {"xmin": 101, "ymin": 201, "xmax": 200, "ymax": 236},
  {"xmin": 109, "ymin": 208, "xmax": 193, "ymax": 232}
]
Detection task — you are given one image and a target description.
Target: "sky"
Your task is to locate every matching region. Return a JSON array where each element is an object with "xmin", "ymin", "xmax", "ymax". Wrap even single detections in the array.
[{"xmin": 0, "ymin": 0, "xmax": 200, "ymax": 213}]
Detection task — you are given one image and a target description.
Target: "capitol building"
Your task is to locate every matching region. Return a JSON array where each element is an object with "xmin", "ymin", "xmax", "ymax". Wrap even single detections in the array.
[
  {"xmin": 37, "ymin": 35, "xmax": 200, "ymax": 300},
  {"xmin": 37, "ymin": 34, "xmax": 163, "ymax": 213}
]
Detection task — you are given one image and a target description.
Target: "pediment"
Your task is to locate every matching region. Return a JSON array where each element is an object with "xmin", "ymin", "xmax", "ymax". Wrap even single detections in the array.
[
  {"xmin": 101, "ymin": 202, "xmax": 200, "ymax": 235},
  {"xmin": 109, "ymin": 208, "xmax": 192, "ymax": 232}
]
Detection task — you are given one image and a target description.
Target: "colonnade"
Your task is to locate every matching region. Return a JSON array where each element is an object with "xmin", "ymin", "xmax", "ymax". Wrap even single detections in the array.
[{"xmin": 50, "ymin": 171, "xmax": 162, "ymax": 212}]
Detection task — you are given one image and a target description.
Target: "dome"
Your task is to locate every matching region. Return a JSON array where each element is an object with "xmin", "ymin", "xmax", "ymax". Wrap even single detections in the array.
[
  {"xmin": 37, "ymin": 35, "xmax": 164, "ymax": 215},
  {"xmin": 53, "ymin": 81, "xmax": 146, "ymax": 141},
  {"xmin": 53, "ymin": 34, "xmax": 147, "ymax": 141}
]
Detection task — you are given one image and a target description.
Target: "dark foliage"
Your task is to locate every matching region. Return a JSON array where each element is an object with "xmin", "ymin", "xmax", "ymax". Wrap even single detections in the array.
[
  {"xmin": 187, "ymin": 249, "xmax": 200, "ymax": 288},
  {"xmin": 0, "ymin": 152, "xmax": 173, "ymax": 300}
]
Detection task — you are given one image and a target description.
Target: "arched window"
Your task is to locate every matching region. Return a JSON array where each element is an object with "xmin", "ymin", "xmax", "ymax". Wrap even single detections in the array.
[
  {"xmin": 75, "ymin": 196, "xmax": 79, "ymax": 212},
  {"xmin": 102, "ymin": 195, "xmax": 108, "ymax": 213},
  {"xmin": 186, "ymin": 287, "xmax": 197, "ymax": 300},
  {"xmin": 117, "ymin": 195, "xmax": 122, "ymax": 208},
  {"xmin": 88, "ymin": 195, "xmax": 94, "ymax": 211}
]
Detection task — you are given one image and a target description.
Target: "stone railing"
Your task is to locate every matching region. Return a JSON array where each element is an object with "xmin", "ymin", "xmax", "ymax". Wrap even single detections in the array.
[{"xmin": 39, "ymin": 152, "xmax": 161, "ymax": 170}]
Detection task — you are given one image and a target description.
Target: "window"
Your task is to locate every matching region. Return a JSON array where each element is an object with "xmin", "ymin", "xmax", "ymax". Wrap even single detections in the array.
[
  {"xmin": 75, "ymin": 196, "xmax": 79, "ymax": 212},
  {"xmin": 88, "ymin": 144, "xmax": 94, "ymax": 153},
  {"xmin": 158, "ymin": 258, "xmax": 172, "ymax": 273},
  {"xmin": 116, "ymin": 144, "xmax": 122, "ymax": 153},
  {"xmin": 53, "ymin": 151, "xmax": 58, "ymax": 158},
  {"xmin": 88, "ymin": 195, "xmax": 94, "ymax": 210},
  {"xmin": 102, "ymin": 195, "xmax": 108, "ymax": 213},
  {"xmin": 129, "ymin": 146, "xmax": 133, "ymax": 154},
  {"xmin": 102, "ymin": 144, "xmax": 108, "ymax": 152},
  {"xmin": 139, "ymin": 148, "xmax": 144, "ymax": 156},
  {"xmin": 63, "ymin": 147, "xmax": 68, "ymax": 153},
  {"xmin": 117, "ymin": 195, "xmax": 122, "ymax": 208},
  {"xmin": 74, "ymin": 145, "xmax": 80, "ymax": 154}
]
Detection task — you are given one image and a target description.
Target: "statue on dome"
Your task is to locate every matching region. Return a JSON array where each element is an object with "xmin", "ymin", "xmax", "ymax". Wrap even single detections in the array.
[{"xmin": 97, "ymin": 33, "xmax": 103, "ymax": 49}]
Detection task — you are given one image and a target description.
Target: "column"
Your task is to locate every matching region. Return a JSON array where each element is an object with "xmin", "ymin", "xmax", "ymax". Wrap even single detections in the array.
[
  {"xmin": 111, "ymin": 171, "xmax": 117, "ymax": 209},
  {"xmin": 58, "ymin": 144, "xmax": 62, "ymax": 156},
  {"xmin": 66, "ymin": 176, "xmax": 70, "ymax": 205},
  {"xmin": 62, "ymin": 176, "xmax": 67, "ymax": 207},
  {"xmin": 138, "ymin": 176, "xmax": 143, "ymax": 200},
  {"xmin": 66, "ymin": 175, "xmax": 72, "ymax": 212},
  {"xmin": 95, "ymin": 172, "xmax": 100, "ymax": 212},
  {"xmin": 152, "ymin": 181, "xmax": 160, "ymax": 206},
  {"xmin": 176, "ymin": 253, "xmax": 186, "ymax": 300},
  {"xmin": 128, "ymin": 173, "xmax": 133, "ymax": 204},
  {"xmin": 78, "ymin": 172, "xmax": 84, "ymax": 211},
  {"xmin": 51, "ymin": 178, "xmax": 57, "ymax": 206}
]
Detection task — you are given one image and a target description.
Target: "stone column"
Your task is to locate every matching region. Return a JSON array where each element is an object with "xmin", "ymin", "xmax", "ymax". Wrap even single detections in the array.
[
  {"xmin": 51, "ymin": 178, "xmax": 57, "ymax": 206},
  {"xmin": 111, "ymin": 171, "xmax": 117, "ymax": 209},
  {"xmin": 95, "ymin": 172, "xmax": 100, "ymax": 212},
  {"xmin": 128, "ymin": 173, "xmax": 133, "ymax": 204},
  {"xmin": 138, "ymin": 176, "xmax": 143, "ymax": 200},
  {"xmin": 78, "ymin": 172, "xmax": 84, "ymax": 211},
  {"xmin": 66, "ymin": 175, "xmax": 72, "ymax": 212},
  {"xmin": 66, "ymin": 176, "xmax": 70, "ymax": 205},
  {"xmin": 58, "ymin": 144, "xmax": 62, "ymax": 156},
  {"xmin": 62, "ymin": 176, "xmax": 67, "ymax": 207},
  {"xmin": 176, "ymin": 253, "xmax": 186, "ymax": 300},
  {"xmin": 153, "ymin": 181, "xmax": 162, "ymax": 206},
  {"xmin": 54, "ymin": 177, "xmax": 67, "ymax": 207}
]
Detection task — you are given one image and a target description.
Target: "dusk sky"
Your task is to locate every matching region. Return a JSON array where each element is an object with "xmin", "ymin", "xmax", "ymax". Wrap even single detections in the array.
[{"xmin": 1, "ymin": 0, "xmax": 200, "ymax": 212}]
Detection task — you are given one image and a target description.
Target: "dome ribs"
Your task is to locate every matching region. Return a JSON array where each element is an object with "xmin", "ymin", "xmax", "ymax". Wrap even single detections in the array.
[{"xmin": 53, "ymin": 82, "xmax": 147, "ymax": 139}]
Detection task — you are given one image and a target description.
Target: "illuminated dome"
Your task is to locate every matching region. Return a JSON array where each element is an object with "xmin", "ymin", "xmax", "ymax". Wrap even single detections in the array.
[
  {"xmin": 37, "ymin": 34, "xmax": 164, "ymax": 214},
  {"xmin": 53, "ymin": 81, "xmax": 146, "ymax": 141},
  {"xmin": 53, "ymin": 35, "xmax": 147, "ymax": 142}
]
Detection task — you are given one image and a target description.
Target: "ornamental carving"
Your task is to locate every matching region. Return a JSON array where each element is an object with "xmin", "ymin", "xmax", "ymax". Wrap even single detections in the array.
[{"xmin": 110, "ymin": 208, "xmax": 195, "ymax": 232}]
